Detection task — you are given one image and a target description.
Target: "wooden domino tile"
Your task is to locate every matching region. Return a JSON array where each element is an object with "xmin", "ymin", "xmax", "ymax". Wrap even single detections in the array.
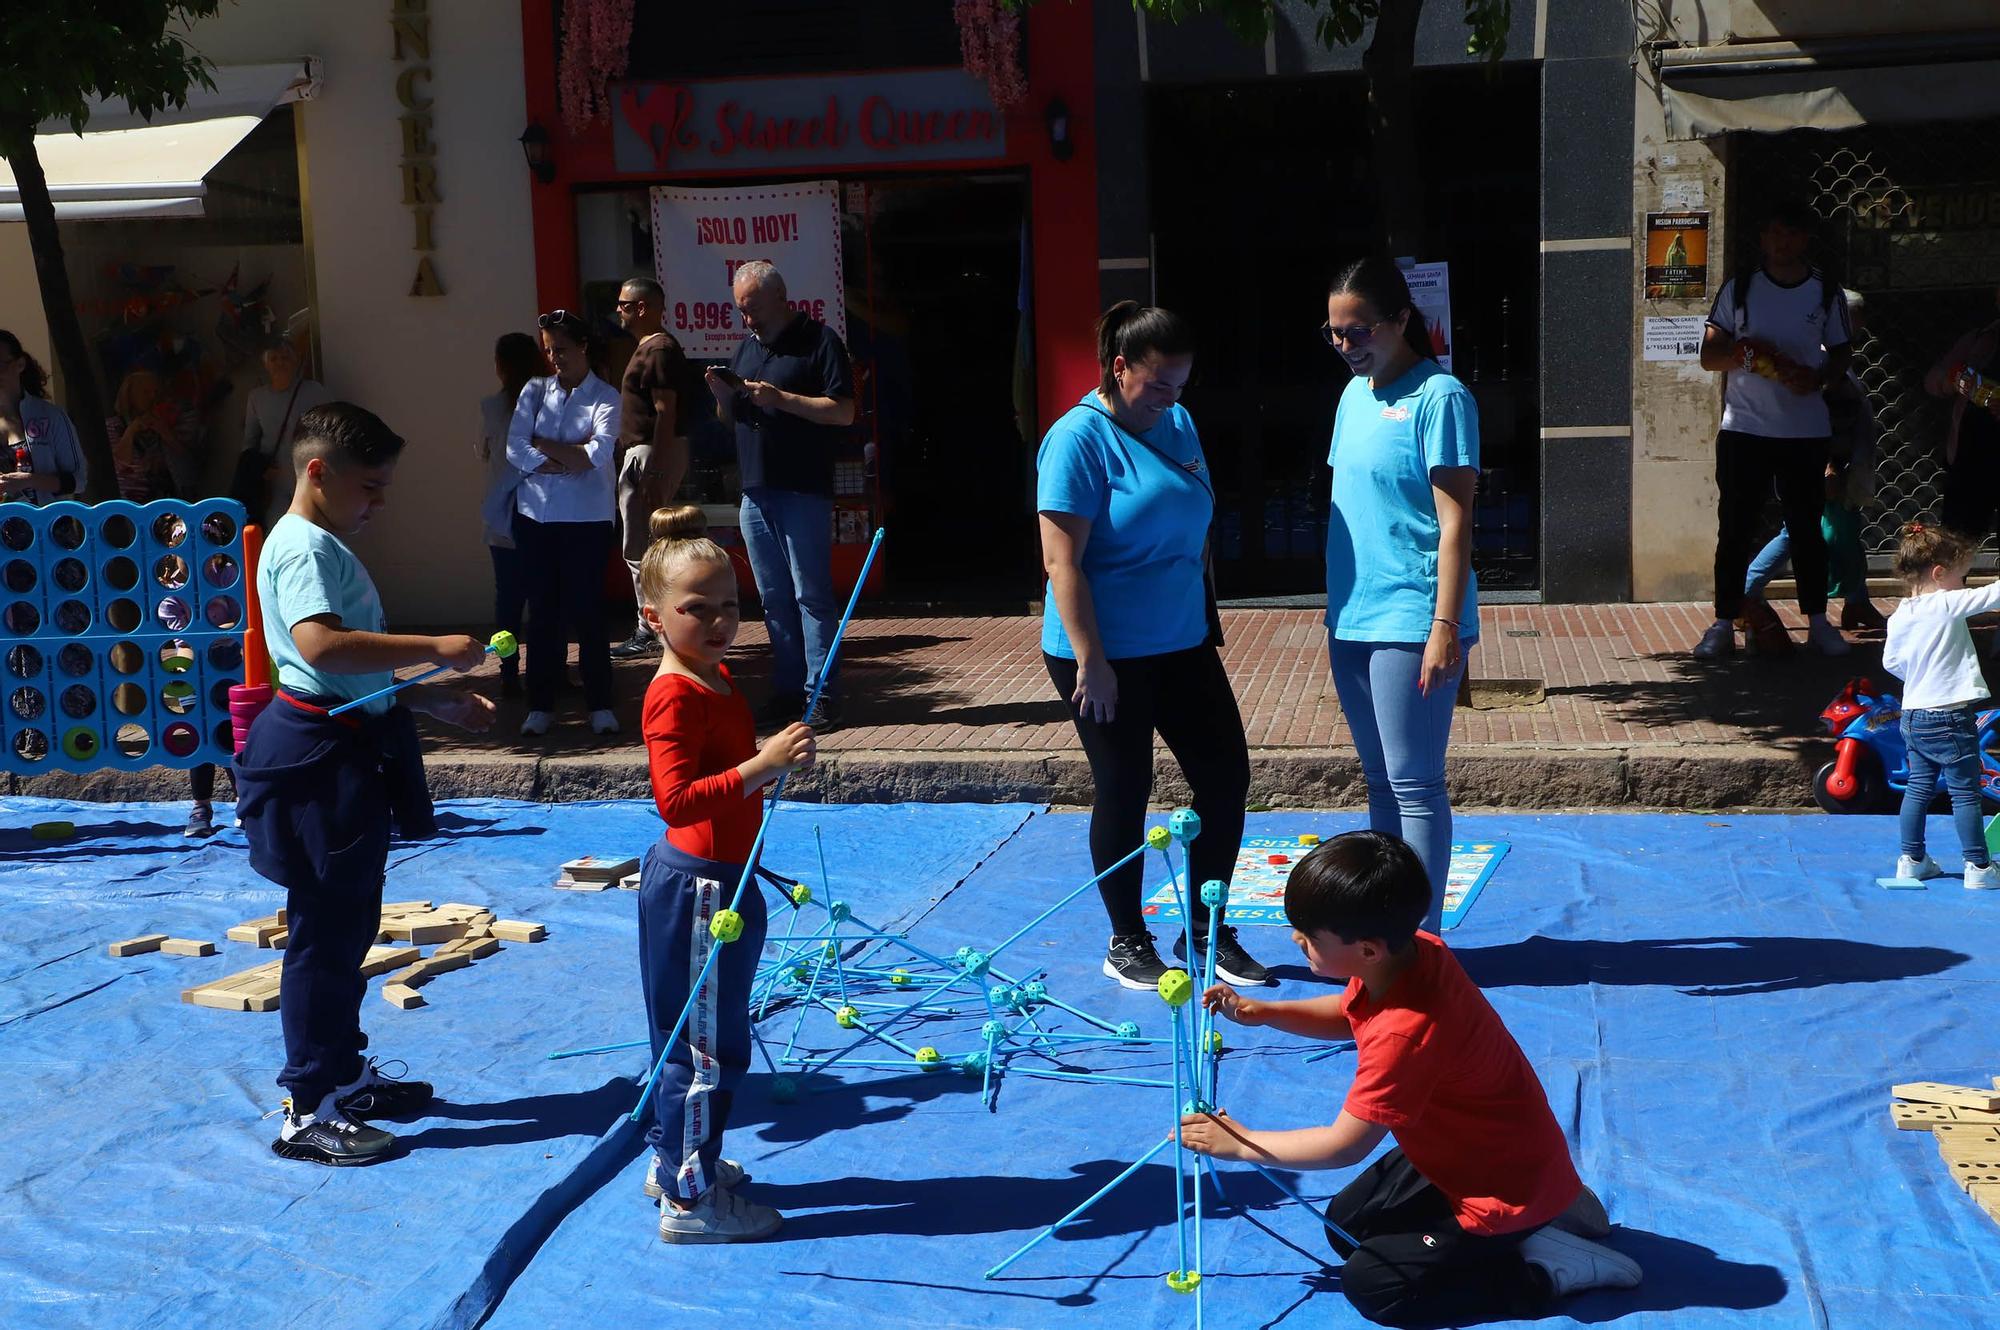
[
  {"xmin": 1892, "ymin": 1082, "xmax": 2000, "ymax": 1113},
  {"xmin": 1892, "ymin": 1102, "xmax": 1954, "ymax": 1130},
  {"xmin": 1946, "ymin": 1160, "xmax": 2000, "ymax": 1193}
]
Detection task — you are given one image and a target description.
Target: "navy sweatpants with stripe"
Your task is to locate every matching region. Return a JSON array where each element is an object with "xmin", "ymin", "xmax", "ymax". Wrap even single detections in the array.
[{"xmin": 640, "ymin": 838, "xmax": 768, "ymax": 1201}]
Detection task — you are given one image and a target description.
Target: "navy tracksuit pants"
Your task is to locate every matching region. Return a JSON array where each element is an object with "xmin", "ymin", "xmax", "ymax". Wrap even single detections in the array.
[
  {"xmin": 234, "ymin": 694, "xmax": 397, "ymax": 1113},
  {"xmin": 640, "ymin": 838, "xmax": 768, "ymax": 1202}
]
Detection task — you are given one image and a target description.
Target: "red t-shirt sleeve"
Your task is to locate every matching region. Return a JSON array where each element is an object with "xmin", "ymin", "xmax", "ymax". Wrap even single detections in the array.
[
  {"xmin": 1343, "ymin": 1025, "xmax": 1446, "ymax": 1130},
  {"xmin": 644, "ymin": 683, "xmax": 746, "ymax": 827}
]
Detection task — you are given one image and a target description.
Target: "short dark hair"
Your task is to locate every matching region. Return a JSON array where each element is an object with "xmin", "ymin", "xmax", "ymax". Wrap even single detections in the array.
[
  {"xmin": 292, "ymin": 401, "xmax": 406, "ymax": 474},
  {"xmin": 1762, "ymin": 197, "xmax": 1817, "ymax": 232},
  {"xmin": 1095, "ymin": 301, "xmax": 1195, "ymax": 398},
  {"xmin": 621, "ymin": 276, "xmax": 664, "ymax": 304},
  {"xmin": 1284, "ymin": 830, "xmax": 1432, "ymax": 951}
]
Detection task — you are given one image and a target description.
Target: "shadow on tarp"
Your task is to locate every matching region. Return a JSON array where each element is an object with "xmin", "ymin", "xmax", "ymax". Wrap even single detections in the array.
[{"xmin": 1459, "ymin": 934, "xmax": 1969, "ymax": 997}]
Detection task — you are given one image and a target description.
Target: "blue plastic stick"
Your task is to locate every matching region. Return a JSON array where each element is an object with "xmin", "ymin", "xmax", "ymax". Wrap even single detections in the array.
[
  {"xmin": 814, "ymin": 826, "xmax": 851, "ymax": 1004},
  {"xmin": 985, "ymin": 840, "xmax": 1150, "ymax": 963},
  {"xmin": 1198, "ymin": 884, "xmax": 1223, "ymax": 1103},
  {"xmin": 327, "ymin": 639, "xmax": 507, "ymax": 716},
  {"xmin": 1170, "ymin": 1006, "xmax": 1192, "ymax": 1280},
  {"xmin": 980, "ymin": 1025, "xmax": 999, "ymax": 1108},
  {"xmin": 1303, "ymin": 1042, "xmax": 1356, "ymax": 1064},
  {"xmin": 628, "ymin": 529, "xmax": 885, "ymax": 1125},
  {"xmin": 984, "ymin": 1133, "xmax": 1175, "ymax": 1278},
  {"xmin": 1245, "ymin": 1160, "xmax": 1358, "ymax": 1248},
  {"xmin": 1006, "ymin": 1067, "xmax": 1174, "ymax": 1090},
  {"xmin": 547, "ymin": 1037, "xmax": 647, "ymax": 1061}
]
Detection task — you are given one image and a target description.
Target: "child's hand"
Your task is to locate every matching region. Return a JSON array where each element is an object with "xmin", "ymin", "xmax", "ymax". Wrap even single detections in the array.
[
  {"xmin": 757, "ymin": 722, "xmax": 816, "ymax": 775},
  {"xmin": 431, "ymin": 634, "xmax": 487, "ymax": 671},
  {"xmin": 426, "ymin": 690, "xmax": 497, "ymax": 733},
  {"xmin": 1179, "ymin": 1108, "xmax": 1253, "ymax": 1161},
  {"xmin": 1203, "ymin": 983, "xmax": 1265, "ymax": 1026}
]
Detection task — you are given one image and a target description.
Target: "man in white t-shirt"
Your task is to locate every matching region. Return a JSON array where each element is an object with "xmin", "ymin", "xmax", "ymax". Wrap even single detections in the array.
[{"xmin": 1693, "ymin": 198, "xmax": 1854, "ymax": 660}]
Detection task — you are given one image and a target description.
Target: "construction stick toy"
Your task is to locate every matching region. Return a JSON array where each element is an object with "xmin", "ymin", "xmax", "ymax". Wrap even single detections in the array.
[{"xmin": 327, "ymin": 630, "xmax": 518, "ymax": 716}]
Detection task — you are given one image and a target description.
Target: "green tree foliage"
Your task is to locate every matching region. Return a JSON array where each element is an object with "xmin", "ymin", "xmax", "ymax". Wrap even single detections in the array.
[{"xmin": 0, "ymin": 2, "xmax": 221, "ymax": 501}]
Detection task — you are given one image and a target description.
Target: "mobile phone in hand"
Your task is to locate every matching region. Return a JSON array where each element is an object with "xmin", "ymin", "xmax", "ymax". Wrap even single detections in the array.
[{"xmin": 710, "ymin": 366, "xmax": 746, "ymax": 392}]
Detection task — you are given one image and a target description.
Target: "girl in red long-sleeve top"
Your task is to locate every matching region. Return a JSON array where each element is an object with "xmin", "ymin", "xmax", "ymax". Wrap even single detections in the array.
[{"xmin": 635, "ymin": 504, "xmax": 814, "ymax": 1245}]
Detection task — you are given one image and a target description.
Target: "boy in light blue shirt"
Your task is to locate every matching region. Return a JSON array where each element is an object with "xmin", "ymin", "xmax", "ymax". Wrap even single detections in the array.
[{"xmin": 235, "ymin": 401, "xmax": 495, "ymax": 1167}]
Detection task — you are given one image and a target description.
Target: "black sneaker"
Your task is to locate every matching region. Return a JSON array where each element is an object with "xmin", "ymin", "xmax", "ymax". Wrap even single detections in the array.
[
  {"xmin": 801, "ymin": 695, "xmax": 840, "ymax": 733},
  {"xmin": 1103, "ymin": 930, "xmax": 1173, "ymax": 990},
  {"xmin": 611, "ymin": 628, "xmax": 662, "ymax": 660},
  {"xmin": 270, "ymin": 1096, "xmax": 397, "ymax": 1166},
  {"xmin": 333, "ymin": 1059, "xmax": 434, "ymax": 1121},
  {"xmin": 1173, "ymin": 924, "xmax": 1271, "ymax": 987},
  {"xmin": 755, "ymin": 693, "xmax": 805, "ymax": 728}
]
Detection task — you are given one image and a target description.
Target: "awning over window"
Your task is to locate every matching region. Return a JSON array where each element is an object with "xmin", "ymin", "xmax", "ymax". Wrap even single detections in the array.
[
  {"xmin": 1659, "ymin": 33, "xmax": 2000, "ymax": 140},
  {"xmin": 0, "ymin": 60, "xmax": 320, "ymax": 222}
]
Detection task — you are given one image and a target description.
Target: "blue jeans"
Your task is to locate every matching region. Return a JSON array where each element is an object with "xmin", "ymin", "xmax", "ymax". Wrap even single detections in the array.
[
  {"xmin": 1744, "ymin": 505, "xmax": 1869, "ymax": 606},
  {"xmin": 1898, "ymin": 708, "xmax": 1990, "ymax": 866},
  {"xmin": 1327, "ymin": 640, "xmax": 1462, "ymax": 933},
  {"xmin": 740, "ymin": 488, "xmax": 837, "ymax": 701}
]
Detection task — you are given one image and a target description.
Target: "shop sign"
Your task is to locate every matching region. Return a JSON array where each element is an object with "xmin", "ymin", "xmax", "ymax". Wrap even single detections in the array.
[
  {"xmin": 1644, "ymin": 211, "xmax": 1708, "ymax": 301},
  {"xmin": 613, "ymin": 70, "xmax": 1005, "ymax": 174},
  {"xmin": 650, "ymin": 181, "xmax": 846, "ymax": 358},
  {"xmin": 393, "ymin": 0, "xmax": 443, "ymax": 296},
  {"xmin": 1401, "ymin": 261, "xmax": 1453, "ymax": 373}
]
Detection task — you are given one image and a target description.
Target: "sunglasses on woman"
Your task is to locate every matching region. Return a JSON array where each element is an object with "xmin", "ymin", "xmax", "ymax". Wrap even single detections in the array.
[
  {"xmin": 538, "ymin": 310, "xmax": 589, "ymax": 334},
  {"xmin": 1321, "ymin": 318, "xmax": 1391, "ymax": 347}
]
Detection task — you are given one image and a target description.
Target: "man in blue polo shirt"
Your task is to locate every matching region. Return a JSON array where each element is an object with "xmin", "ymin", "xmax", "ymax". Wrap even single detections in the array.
[{"xmin": 705, "ymin": 261, "xmax": 855, "ymax": 729}]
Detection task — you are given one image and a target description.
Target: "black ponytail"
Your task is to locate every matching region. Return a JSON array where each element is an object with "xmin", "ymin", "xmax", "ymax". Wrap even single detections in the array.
[
  {"xmin": 1327, "ymin": 257, "xmax": 1436, "ymax": 364},
  {"xmin": 1095, "ymin": 300, "xmax": 1196, "ymax": 398},
  {"xmin": 0, "ymin": 329, "xmax": 49, "ymax": 397}
]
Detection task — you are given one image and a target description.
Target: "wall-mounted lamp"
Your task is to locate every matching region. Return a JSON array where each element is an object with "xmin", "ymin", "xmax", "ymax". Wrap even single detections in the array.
[
  {"xmin": 1045, "ymin": 97, "xmax": 1073, "ymax": 162},
  {"xmin": 518, "ymin": 122, "xmax": 555, "ymax": 184}
]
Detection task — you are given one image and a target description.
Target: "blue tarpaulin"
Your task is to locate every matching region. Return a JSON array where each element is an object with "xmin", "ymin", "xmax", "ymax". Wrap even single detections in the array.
[{"xmin": 2, "ymin": 798, "xmax": 1998, "ymax": 1329}]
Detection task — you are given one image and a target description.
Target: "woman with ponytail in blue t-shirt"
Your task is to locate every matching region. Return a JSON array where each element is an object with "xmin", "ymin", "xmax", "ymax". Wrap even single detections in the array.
[{"xmin": 1322, "ymin": 258, "xmax": 1479, "ymax": 933}]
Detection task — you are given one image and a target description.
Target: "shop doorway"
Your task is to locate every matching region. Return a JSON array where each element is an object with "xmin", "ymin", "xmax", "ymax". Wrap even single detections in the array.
[{"xmin": 848, "ymin": 174, "xmax": 1037, "ymax": 602}]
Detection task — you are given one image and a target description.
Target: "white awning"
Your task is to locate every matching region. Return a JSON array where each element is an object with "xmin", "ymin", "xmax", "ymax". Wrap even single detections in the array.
[
  {"xmin": 0, "ymin": 60, "xmax": 320, "ymax": 222},
  {"xmin": 1659, "ymin": 34, "xmax": 2000, "ymax": 140}
]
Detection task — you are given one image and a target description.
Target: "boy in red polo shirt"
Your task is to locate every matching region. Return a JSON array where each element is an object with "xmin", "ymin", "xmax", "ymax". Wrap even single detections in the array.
[{"xmin": 1181, "ymin": 830, "xmax": 1640, "ymax": 1326}]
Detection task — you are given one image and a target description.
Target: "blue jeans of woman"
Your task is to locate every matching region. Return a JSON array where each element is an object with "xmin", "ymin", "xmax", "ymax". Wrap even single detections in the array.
[
  {"xmin": 1328, "ymin": 640, "xmax": 1463, "ymax": 933},
  {"xmin": 1898, "ymin": 707, "xmax": 1990, "ymax": 866}
]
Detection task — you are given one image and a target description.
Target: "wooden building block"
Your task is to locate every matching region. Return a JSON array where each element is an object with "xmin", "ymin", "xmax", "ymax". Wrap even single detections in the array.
[
  {"xmin": 263, "ymin": 928, "xmax": 289, "ymax": 950},
  {"xmin": 553, "ymin": 874, "xmax": 609, "ymax": 891},
  {"xmin": 491, "ymin": 920, "xmax": 547, "ymax": 943},
  {"xmin": 382, "ymin": 983, "xmax": 426, "ymax": 1009},
  {"xmin": 108, "ymin": 934, "xmax": 168, "ymax": 957},
  {"xmin": 227, "ymin": 913, "xmax": 286, "ymax": 946},
  {"xmin": 159, "ymin": 938, "xmax": 217, "ymax": 957},
  {"xmin": 242, "ymin": 991, "xmax": 281, "ymax": 1013},
  {"xmin": 1947, "ymin": 1160, "xmax": 2000, "ymax": 1192},
  {"xmin": 403, "ymin": 922, "xmax": 467, "ymax": 945},
  {"xmin": 380, "ymin": 900, "xmax": 434, "ymax": 914},
  {"xmin": 1891, "ymin": 1102, "xmax": 1954, "ymax": 1130},
  {"xmin": 415, "ymin": 950, "xmax": 472, "ymax": 978},
  {"xmin": 359, "ymin": 945, "xmax": 421, "ymax": 978},
  {"xmin": 183, "ymin": 987, "xmax": 251, "ymax": 1012},
  {"xmin": 1893, "ymin": 1083, "xmax": 2000, "ymax": 1113},
  {"xmin": 434, "ymin": 935, "xmax": 500, "ymax": 961}
]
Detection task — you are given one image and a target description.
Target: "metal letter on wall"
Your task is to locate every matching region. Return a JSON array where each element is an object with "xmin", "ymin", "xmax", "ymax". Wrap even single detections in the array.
[{"xmin": 394, "ymin": 2, "xmax": 443, "ymax": 296}]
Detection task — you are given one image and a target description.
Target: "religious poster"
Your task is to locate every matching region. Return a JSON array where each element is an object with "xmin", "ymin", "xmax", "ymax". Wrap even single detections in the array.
[{"xmin": 1645, "ymin": 211, "xmax": 1710, "ymax": 300}]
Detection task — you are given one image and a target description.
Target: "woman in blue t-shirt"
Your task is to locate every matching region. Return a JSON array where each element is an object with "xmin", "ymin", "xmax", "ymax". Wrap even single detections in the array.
[
  {"xmin": 1323, "ymin": 257, "xmax": 1480, "ymax": 933},
  {"xmin": 1039, "ymin": 302, "xmax": 1269, "ymax": 991}
]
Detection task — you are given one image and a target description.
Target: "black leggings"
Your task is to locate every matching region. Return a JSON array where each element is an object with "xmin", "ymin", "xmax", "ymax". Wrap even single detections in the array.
[
  {"xmin": 1325, "ymin": 1147, "xmax": 1549, "ymax": 1327},
  {"xmin": 1044, "ymin": 645, "xmax": 1249, "ymax": 937},
  {"xmin": 1712, "ymin": 429, "xmax": 1830, "ymax": 620},
  {"xmin": 514, "ymin": 513, "xmax": 615, "ymax": 712}
]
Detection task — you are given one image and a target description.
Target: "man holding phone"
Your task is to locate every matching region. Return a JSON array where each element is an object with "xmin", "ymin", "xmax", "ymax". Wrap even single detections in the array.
[{"xmin": 706, "ymin": 260, "xmax": 856, "ymax": 729}]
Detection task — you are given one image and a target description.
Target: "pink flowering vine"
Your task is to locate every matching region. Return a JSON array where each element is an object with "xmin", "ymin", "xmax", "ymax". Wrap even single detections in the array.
[
  {"xmin": 956, "ymin": 0, "xmax": 1027, "ymax": 109},
  {"xmin": 558, "ymin": 0, "xmax": 635, "ymax": 135}
]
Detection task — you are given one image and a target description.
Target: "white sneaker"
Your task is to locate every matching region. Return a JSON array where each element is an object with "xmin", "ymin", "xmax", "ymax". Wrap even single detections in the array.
[
  {"xmin": 645, "ymin": 1154, "xmax": 747, "ymax": 1200},
  {"xmin": 1895, "ymin": 855, "xmax": 1943, "ymax": 882},
  {"xmin": 519, "ymin": 710, "xmax": 552, "ymax": 737},
  {"xmin": 1519, "ymin": 1226, "xmax": 1642, "ymax": 1298},
  {"xmin": 1807, "ymin": 618, "xmax": 1851, "ymax": 656},
  {"xmin": 589, "ymin": 709, "xmax": 620, "ymax": 735},
  {"xmin": 1548, "ymin": 1184, "xmax": 1612, "ymax": 1240},
  {"xmin": 1692, "ymin": 623, "xmax": 1736, "ymax": 660},
  {"xmin": 657, "ymin": 1184, "xmax": 782, "ymax": 1244},
  {"xmin": 1965, "ymin": 861, "xmax": 2000, "ymax": 891}
]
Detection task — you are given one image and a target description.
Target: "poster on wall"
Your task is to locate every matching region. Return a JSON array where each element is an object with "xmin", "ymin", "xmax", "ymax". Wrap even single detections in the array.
[
  {"xmin": 650, "ymin": 181, "xmax": 845, "ymax": 359},
  {"xmin": 1644, "ymin": 211, "xmax": 1710, "ymax": 300},
  {"xmin": 1401, "ymin": 261, "xmax": 1453, "ymax": 372}
]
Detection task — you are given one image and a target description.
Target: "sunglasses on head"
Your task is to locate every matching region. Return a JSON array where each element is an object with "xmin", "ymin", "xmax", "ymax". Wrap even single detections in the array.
[{"xmin": 538, "ymin": 309, "xmax": 588, "ymax": 334}]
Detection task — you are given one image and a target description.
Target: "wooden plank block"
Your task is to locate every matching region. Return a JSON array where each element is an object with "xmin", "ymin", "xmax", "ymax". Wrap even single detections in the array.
[
  {"xmin": 263, "ymin": 928, "xmax": 289, "ymax": 950},
  {"xmin": 207, "ymin": 960, "xmax": 283, "ymax": 992},
  {"xmin": 107, "ymin": 933, "xmax": 167, "ymax": 957},
  {"xmin": 561, "ymin": 854, "xmax": 640, "ymax": 882},
  {"xmin": 491, "ymin": 920, "xmax": 547, "ymax": 943},
  {"xmin": 359, "ymin": 944, "xmax": 421, "ymax": 978},
  {"xmin": 435, "ymin": 935, "xmax": 500, "ymax": 961},
  {"xmin": 382, "ymin": 983, "xmax": 426, "ymax": 1009},
  {"xmin": 159, "ymin": 938, "xmax": 217, "ymax": 957},
  {"xmin": 184, "ymin": 986, "xmax": 252, "ymax": 1012},
  {"xmin": 1891, "ymin": 1102, "xmax": 1954, "ymax": 1130},
  {"xmin": 415, "ymin": 950, "xmax": 472, "ymax": 977},
  {"xmin": 380, "ymin": 900, "xmax": 434, "ymax": 914},
  {"xmin": 1893, "ymin": 1082, "xmax": 2000, "ymax": 1113},
  {"xmin": 1947, "ymin": 1160, "xmax": 2000, "ymax": 1192},
  {"xmin": 404, "ymin": 922, "xmax": 466, "ymax": 945},
  {"xmin": 553, "ymin": 874, "xmax": 609, "ymax": 891},
  {"xmin": 227, "ymin": 913, "xmax": 286, "ymax": 946},
  {"xmin": 242, "ymin": 990, "xmax": 281, "ymax": 1013}
]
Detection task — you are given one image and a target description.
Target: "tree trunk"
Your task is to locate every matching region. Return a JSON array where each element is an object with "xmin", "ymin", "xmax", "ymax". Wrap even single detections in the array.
[
  {"xmin": 5, "ymin": 131, "xmax": 115, "ymax": 501},
  {"xmin": 1363, "ymin": 0, "xmax": 1426, "ymax": 258}
]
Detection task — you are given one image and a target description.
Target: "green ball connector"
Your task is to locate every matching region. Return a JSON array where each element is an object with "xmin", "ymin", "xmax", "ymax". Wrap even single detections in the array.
[
  {"xmin": 1158, "ymin": 968, "xmax": 1193, "ymax": 1008},
  {"xmin": 835, "ymin": 1005, "xmax": 860, "ymax": 1029},
  {"xmin": 709, "ymin": 909, "xmax": 744, "ymax": 943},
  {"xmin": 1206, "ymin": 1030, "xmax": 1224, "ymax": 1054},
  {"xmin": 1146, "ymin": 826, "xmax": 1171, "ymax": 851},
  {"xmin": 890, "ymin": 968, "xmax": 912, "ymax": 987},
  {"xmin": 915, "ymin": 1046, "xmax": 942, "ymax": 1068},
  {"xmin": 790, "ymin": 882, "xmax": 813, "ymax": 908},
  {"xmin": 1166, "ymin": 1271, "xmax": 1202, "ymax": 1294},
  {"xmin": 490, "ymin": 629, "xmax": 519, "ymax": 659}
]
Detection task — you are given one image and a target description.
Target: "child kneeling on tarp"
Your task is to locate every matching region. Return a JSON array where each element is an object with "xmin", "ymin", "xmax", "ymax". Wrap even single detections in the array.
[{"xmin": 1181, "ymin": 831, "xmax": 1641, "ymax": 1326}]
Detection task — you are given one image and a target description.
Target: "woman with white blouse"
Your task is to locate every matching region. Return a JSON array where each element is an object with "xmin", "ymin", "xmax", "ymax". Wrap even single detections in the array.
[{"xmin": 507, "ymin": 309, "xmax": 622, "ymax": 736}]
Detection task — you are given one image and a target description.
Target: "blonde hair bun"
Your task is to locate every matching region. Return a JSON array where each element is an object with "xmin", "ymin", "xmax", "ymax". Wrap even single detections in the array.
[{"xmin": 650, "ymin": 504, "xmax": 708, "ymax": 542}]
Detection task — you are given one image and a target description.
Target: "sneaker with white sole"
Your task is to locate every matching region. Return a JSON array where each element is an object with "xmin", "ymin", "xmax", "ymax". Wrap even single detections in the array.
[
  {"xmin": 658, "ymin": 1185, "xmax": 782, "ymax": 1244},
  {"xmin": 1807, "ymin": 618, "xmax": 1851, "ymax": 656},
  {"xmin": 183, "ymin": 802, "xmax": 217, "ymax": 839},
  {"xmin": 1965, "ymin": 861, "xmax": 2000, "ymax": 890},
  {"xmin": 270, "ymin": 1092, "xmax": 397, "ymax": 1167},
  {"xmin": 1519, "ymin": 1226, "xmax": 1642, "ymax": 1298},
  {"xmin": 1103, "ymin": 930, "xmax": 1173, "ymax": 991},
  {"xmin": 1548, "ymin": 1184, "xmax": 1612, "ymax": 1240},
  {"xmin": 334, "ymin": 1058, "xmax": 434, "ymax": 1121},
  {"xmin": 1692, "ymin": 623, "xmax": 1736, "ymax": 660},
  {"xmin": 520, "ymin": 710, "xmax": 552, "ymax": 737},
  {"xmin": 589, "ymin": 709, "xmax": 620, "ymax": 735},
  {"xmin": 1895, "ymin": 854, "xmax": 1943, "ymax": 882},
  {"xmin": 645, "ymin": 1153, "xmax": 747, "ymax": 1200}
]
